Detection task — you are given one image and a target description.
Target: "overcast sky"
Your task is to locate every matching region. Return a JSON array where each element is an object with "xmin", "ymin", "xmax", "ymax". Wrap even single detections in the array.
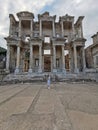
[{"xmin": 0, "ymin": 0, "xmax": 98, "ymax": 49}]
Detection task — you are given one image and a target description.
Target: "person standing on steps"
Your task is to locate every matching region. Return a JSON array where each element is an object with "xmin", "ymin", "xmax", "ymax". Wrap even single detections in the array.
[{"xmin": 47, "ymin": 75, "xmax": 51, "ymax": 89}]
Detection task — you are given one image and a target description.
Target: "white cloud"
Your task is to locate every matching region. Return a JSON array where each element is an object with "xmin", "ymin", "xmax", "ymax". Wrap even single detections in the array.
[{"xmin": 0, "ymin": 0, "xmax": 98, "ymax": 48}]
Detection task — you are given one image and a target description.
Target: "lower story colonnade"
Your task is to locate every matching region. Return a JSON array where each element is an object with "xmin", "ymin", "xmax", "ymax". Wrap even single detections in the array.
[{"xmin": 5, "ymin": 40, "xmax": 86, "ymax": 74}]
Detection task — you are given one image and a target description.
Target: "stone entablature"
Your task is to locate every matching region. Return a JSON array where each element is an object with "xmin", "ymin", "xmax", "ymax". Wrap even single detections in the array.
[{"xmin": 4, "ymin": 11, "xmax": 86, "ymax": 74}]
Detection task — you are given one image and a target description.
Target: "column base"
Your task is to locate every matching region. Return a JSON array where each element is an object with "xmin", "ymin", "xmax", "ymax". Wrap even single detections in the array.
[
  {"xmin": 15, "ymin": 68, "xmax": 19, "ymax": 74},
  {"xmin": 28, "ymin": 69, "xmax": 33, "ymax": 73},
  {"xmin": 62, "ymin": 68, "xmax": 66, "ymax": 74},
  {"xmin": 83, "ymin": 67, "xmax": 86, "ymax": 73},
  {"xmin": 38, "ymin": 69, "xmax": 42, "ymax": 73},
  {"xmin": 74, "ymin": 68, "xmax": 79, "ymax": 74},
  {"xmin": 53, "ymin": 69, "xmax": 57, "ymax": 73},
  {"xmin": 5, "ymin": 69, "xmax": 10, "ymax": 74}
]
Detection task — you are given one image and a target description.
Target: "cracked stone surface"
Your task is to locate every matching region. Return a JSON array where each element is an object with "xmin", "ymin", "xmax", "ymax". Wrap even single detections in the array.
[{"xmin": 0, "ymin": 82, "xmax": 98, "ymax": 130}]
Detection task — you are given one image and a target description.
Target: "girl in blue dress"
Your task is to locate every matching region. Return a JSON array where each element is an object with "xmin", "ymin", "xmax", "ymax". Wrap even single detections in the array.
[{"xmin": 47, "ymin": 75, "xmax": 51, "ymax": 89}]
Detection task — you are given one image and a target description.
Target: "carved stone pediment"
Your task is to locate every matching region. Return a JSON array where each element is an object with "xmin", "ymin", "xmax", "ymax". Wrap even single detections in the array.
[
  {"xmin": 38, "ymin": 12, "xmax": 56, "ymax": 21},
  {"xmin": 59, "ymin": 14, "xmax": 74, "ymax": 22},
  {"xmin": 17, "ymin": 11, "xmax": 34, "ymax": 18},
  {"xmin": 41, "ymin": 11, "xmax": 49, "ymax": 17}
]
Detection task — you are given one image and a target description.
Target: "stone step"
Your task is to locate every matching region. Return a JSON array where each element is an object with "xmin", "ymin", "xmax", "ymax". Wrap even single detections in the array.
[{"xmin": 1, "ymin": 72, "xmax": 96, "ymax": 85}]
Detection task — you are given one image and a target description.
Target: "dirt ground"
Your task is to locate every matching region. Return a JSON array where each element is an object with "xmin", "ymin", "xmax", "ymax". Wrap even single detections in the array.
[{"xmin": 0, "ymin": 82, "xmax": 98, "ymax": 130}]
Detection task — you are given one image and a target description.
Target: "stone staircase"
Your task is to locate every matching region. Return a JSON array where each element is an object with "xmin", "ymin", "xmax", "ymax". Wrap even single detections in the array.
[
  {"xmin": 2, "ymin": 73, "xmax": 44, "ymax": 84},
  {"xmin": 1, "ymin": 72, "xmax": 97, "ymax": 85}
]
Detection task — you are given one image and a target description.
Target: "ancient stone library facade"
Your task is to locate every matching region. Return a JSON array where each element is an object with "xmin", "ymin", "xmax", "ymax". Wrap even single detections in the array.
[{"xmin": 5, "ymin": 11, "xmax": 86, "ymax": 74}]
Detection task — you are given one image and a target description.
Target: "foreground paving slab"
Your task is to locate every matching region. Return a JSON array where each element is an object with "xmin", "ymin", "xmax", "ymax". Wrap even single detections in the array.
[
  {"xmin": 0, "ymin": 82, "xmax": 98, "ymax": 130},
  {"xmin": 67, "ymin": 110, "xmax": 98, "ymax": 130},
  {"xmin": 0, "ymin": 84, "xmax": 41, "ymax": 125}
]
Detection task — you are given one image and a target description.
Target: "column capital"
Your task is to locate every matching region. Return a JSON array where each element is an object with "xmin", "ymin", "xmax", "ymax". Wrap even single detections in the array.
[
  {"xmin": 62, "ymin": 44, "xmax": 65, "ymax": 47},
  {"xmin": 16, "ymin": 44, "xmax": 21, "ymax": 47},
  {"xmin": 39, "ymin": 44, "xmax": 42, "ymax": 47},
  {"xmin": 53, "ymin": 44, "xmax": 56, "ymax": 47},
  {"xmin": 74, "ymin": 44, "xmax": 76, "ymax": 47}
]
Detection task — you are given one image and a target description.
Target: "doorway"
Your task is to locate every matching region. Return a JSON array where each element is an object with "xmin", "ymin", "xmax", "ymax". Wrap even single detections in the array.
[
  {"xmin": 44, "ymin": 56, "xmax": 51, "ymax": 72},
  {"xmin": 24, "ymin": 60, "xmax": 29, "ymax": 72}
]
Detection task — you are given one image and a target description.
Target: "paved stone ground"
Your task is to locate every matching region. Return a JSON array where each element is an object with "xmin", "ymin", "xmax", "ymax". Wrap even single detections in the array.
[{"xmin": 0, "ymin": 82, "xmax": 98, "ymax": 130}]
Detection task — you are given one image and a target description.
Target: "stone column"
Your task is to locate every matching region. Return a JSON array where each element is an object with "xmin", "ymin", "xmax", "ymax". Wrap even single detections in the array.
[
  {"xmin": 28, "ymin": 43, "xmax": 33, "ymax": 73},
  {"xmin": 62, "ymin": 45, "xmax": 66, "ymax": 73},
  {"xmin": 15, "ymin": 43, "xmax": 20, "ymax": 74},
  {"xmin": 30, "ymin": 20, "xmax": 33, "ymax": 38},
  {"xmin": 68, "ymin": 50, "xmax": 71, "ymax": 72},
  {"xmin": 6, "ymin": 45, "xmax": 10, "ymax": 72},
  {"xmin": 19, "ymin": 19, "xmax": 21, "ymax": 38},
  {"xmin": 61, "ymin": 21, "xmax": 64, "ymax": 37},
  {"xmin": 39, "ymin": 45, "xmax": 42, "ymax": 73},
  {"xmin": 39, "ymin": 20, "xmax": 42, "ymax": 37},
  {"xmin": 52, "ymin": 20, "xmax": 55, "ymax": 37},
  {"xmin": 74, "ymin": 44, "xmax": 79, "ymax": 73},
  {"xmin": 82, "ymin": 46, "xmax": 86, "ymax": 72},
  {"xmin": 53, "ymin": 45, "xmax": 56, "ymax": 73},
  {"xmin": 69, "ymin": 49, "xmax": 73, "ymax": 72}
]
